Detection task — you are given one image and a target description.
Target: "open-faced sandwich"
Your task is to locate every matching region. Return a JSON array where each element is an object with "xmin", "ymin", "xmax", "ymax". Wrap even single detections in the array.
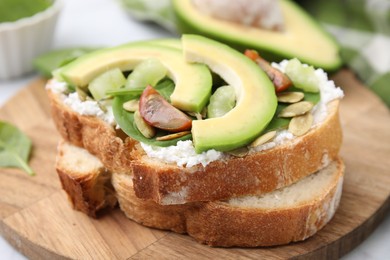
[{"xmin": 47, "ymin": 35, "xmax": 344, "ymax": 247}]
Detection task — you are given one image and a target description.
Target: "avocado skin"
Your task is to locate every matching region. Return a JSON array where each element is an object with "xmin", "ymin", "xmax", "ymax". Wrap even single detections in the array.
[{"xmin": 172, "ymin": 0, "xmax": 342, "ymax": 72}]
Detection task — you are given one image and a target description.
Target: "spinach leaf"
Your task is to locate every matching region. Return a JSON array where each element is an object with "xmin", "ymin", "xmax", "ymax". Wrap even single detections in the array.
[
  {"xmin": 265, "ymin": 88, "xmax": 320, "ymax": 132},
  {"xmin": 112, "ymin": 79, "xmax": 192, "ymax": 147},
  {"xmin": 0, "ymin": 121, "xmax": 34, "ymax": 176},
  {"xmin": 154, "ymin": 78, "xmax": 175, "ymax": 101},
  {"xmin": 106, "ymin": 77, "xmax": 175, "ymax": 99}
]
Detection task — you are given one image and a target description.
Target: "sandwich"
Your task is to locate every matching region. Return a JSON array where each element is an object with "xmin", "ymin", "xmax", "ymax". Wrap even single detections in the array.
[{"xmin": 46, "ymin": 35, "xmax": 344, "ymax": 246}]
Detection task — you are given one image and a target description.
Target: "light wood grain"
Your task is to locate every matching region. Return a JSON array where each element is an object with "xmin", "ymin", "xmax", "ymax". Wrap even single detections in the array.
[{"xmin": 0, "ymin": 70, "xmax": 389, "ymax": 259}]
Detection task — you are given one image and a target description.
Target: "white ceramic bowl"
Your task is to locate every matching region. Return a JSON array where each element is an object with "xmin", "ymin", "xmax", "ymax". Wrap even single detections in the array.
[{"xmin": 0, "ymin": 0, "xmax": 62, "ymax": 80}]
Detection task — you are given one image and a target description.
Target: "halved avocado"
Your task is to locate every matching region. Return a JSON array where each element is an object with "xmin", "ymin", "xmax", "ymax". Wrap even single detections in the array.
[
  {"xmin": 183, "ymin": 35, "xmax": 277, "ymax": 153},
  {"xmin": 57, "ymin": 42, "xmax": 211, "ymax": 112},
  {"xmin": 173, "ymin": 0, "xmax": 342, "ymax": 71}
]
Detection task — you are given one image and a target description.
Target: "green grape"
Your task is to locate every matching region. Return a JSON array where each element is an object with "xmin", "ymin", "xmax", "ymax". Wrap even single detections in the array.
[
  {"xmin": 207, "ymin": 85, "xmax": 236, "ymax": 118},
  {"xmin": 285, "ymin": 58, "xmax": 320, "ymax": 93},
  {"xmin": 88, "ymin": 68, "xmax": 126, "ymax": 100},
  {"xmin": 125, "ymin": 58, "xmax": 168, "ymax": 89}
]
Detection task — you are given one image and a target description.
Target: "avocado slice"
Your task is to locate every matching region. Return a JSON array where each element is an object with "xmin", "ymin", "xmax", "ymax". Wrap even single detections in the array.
[
  {"xmin": 172, "ymin": 0, "xmax": 342, "ymax": 71},
  {"xmin": 183, "ymin": 35, "xmax": 277, "ymax": 153},
  {"xmin": 57, "ymin": 42, "xmax": 212, "ymax": 112}
]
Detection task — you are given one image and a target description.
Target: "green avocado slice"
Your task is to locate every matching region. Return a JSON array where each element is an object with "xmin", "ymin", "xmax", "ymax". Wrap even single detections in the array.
[
  {"xmin": 172, "ymin": 0, "xmax": 342, "ymax": 71},
  {"xmin": 183, "ymin": 35, "xmax": 277, "ymax": 153},
  {"xmin": 56, "ymin": 42, "xmax": 212, "ymax": 113}
]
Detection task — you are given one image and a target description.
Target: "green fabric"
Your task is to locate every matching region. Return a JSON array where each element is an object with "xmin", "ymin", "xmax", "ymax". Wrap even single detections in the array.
[
  {"xmin": 120, "ymin": 0, "xmax": 390, "ymax": 107},
  {"xmin": 119, "ymin": 0, "xmax": 176, "ymax": 32},
  {"xmin": 296, "ymin": 0, "xmax": 390, "ymax": 107}
]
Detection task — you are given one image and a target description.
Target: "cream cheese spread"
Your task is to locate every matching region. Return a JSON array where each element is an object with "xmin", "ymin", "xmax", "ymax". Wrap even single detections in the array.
[
  {"xmin": 46, "ymin": 80, "xmax": 116, "ymax": 125},
  {"xmin": 141, "ymin": 140, "xmax": 222, "ymax": 168}
]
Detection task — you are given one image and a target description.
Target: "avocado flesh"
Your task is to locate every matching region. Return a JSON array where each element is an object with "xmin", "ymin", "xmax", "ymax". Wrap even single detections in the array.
[
  {"xmin": 57, "ymin": 42, "xmax": 212, "ymax": 112},
  {"xmin": 173, "ymin": 0, "xmax": 342, "ymax": 71},
  {"xmin": 183, "ymin": 35, "xmax": 277, "ymax": 153}
]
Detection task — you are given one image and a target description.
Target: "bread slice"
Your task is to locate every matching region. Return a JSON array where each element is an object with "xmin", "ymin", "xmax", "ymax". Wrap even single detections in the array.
[
  {"xmin": 47, "ymin": 86, "xmax": 342, "ymax": 204},
  {"xmin": 56, "ymin": 141, "xmax": 344, "ymax": 247},
  {"xmin": 56, "ymin": 140, "xmax": 117, "ymax": 217}
]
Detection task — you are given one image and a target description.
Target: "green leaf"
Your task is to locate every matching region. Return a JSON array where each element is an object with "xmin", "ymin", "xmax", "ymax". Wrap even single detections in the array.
[
  {"xmin": 0, "ymin": 121, "xmax": 34, "ymax": 175},
  {"xmin": 112, "ymin": 79, "xmax": 191, "ymax": 147},
  {"xmin": 154, "ymin": 78, "xmax": 175, "ymax": 101}
]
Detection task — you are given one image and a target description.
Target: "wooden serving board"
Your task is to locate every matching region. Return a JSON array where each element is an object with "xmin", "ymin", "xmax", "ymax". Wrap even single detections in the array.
[{"xmin": 0, "ymin": 69, "xmax": 389, "ymax": 259}]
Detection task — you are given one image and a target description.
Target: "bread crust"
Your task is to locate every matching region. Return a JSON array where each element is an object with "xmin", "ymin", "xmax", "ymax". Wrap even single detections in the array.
[
  {"xmin": 56, "ymin": 140, "xmax": 344, "ymax": 247},
  {"xmin": 112, "ymin": 159, "xmax": 344, "ymax": 247},
  {"xmin": 48, "ymin": 89, "xmax": 137, "ymax": 172},
  {"xmin": 48, "ymin": 88, "xmax": 342, "ymax": 204}
]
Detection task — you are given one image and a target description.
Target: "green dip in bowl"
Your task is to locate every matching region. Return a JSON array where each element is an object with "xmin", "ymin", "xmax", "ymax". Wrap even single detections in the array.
[{"xmin": 0, "ymin": 0, "xmax": 53, "ymax": 23}]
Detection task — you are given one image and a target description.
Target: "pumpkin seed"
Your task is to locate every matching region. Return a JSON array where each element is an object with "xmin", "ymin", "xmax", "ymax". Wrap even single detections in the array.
[
  {"xmin": 288, "ymin": 112, "xmax": 313, "ymax": 136},
  {"xmin": 226, "ymin": 146, "xmax": 249, "ymax": 157},
  {"xmin": 134, "ymin": 110, "xmax": 156, "ymax": 138},
  {"xmin": 201, "ymin": 107, "xmax": 207, "ymax": 119},
  {"xmin": 99, "ymin": 96, "xmax": 113, "ymax": 102},
  {"xmin": 123, "ymin": 99, "xmax": 139, "ymax": 112},
  {"xmin": 277, "ymin": 91, "xmax": 304, "ymax": 103},
  {"xmin": 97, "ymin": 101, "xmax": 108, "ymax": 113},
  {"xmin": 250, "ymin": 130, "xmax": 277, "ymax": 148},
  {"xmin": 156, "ymin": 131, "xmax": 191, "ymax": 141},
  {"xmin": 76, "ymin": 87, "xmax": 88, "ymax": 101},
  {"xmin": 187, "ymin": 111, "xmax": 203, "ymax": 120},
  {"xmin": 278, "ymin": 101, "xmax": 314, "ymax": 118},
  {"xmin": 187, "ymin": 107, "xmax": 207, "ymax": 120}
]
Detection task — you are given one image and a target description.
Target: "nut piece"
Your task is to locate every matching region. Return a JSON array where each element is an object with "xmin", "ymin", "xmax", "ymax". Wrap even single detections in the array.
[
  {"xmin": 277, "ymin": 92, "xmax": 304, "ymax": 103},
  {"xmin": 250, "ymin": 130, "xmax": 277, "ymax": 147},
  {"xmin": 278, "ymin": 101, "xmax": 314, "ymax": 118},
  {"xmin": 288, "ymin": 112, "xmax": 313, "ymax": 136},
  {"xmin": 134, "ymin": 110, "xmax": 156, "ymax": 138},
  {"xmin": 123, "ymin": 99, "xmax": 139, "ymax": 112},
  {"xmin": 156, "ymin": 131, "xmax": 191, "ymax": 141}
]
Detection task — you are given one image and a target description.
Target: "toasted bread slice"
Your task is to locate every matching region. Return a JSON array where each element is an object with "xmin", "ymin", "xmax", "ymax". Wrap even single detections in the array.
[
  {"xmin": 48, "ymin": 86, "xmax": 342, "ymax": 204},
  {"xmin": 57, "ymin": 141, "xmax": 344, "ymax": 247},
  {"xmin": 56, "ymin": 140, "xmax": 117, "ymax": 217}
]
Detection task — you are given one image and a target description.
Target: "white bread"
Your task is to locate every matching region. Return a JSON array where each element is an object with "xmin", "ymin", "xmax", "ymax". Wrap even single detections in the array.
[
  {"xmin": 56, "ymin": 141, "xmax": 344, "ymax": 247},
  {"xmin": 56, "ymin": 140, "xmax": 117, "ymax": 217},
  {"xmin": 48, "ymin": 86, "xmax": 342, "ymax": 204}
]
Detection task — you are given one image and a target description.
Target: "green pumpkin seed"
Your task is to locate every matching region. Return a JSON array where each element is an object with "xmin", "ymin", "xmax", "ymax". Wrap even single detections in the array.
[
  {"xmin": 227, "ymin": 146, "xmax": 249, "ymax": 157},
  {"xmin": 134, "ymin": 110, "xmax": 156, "ymax": 138},
  {"xmin": 76, "ymin": 87, "xmax": 88, "ymax": 101},
  {"xmin": 123, "ymin": 99, "xmax": 139, "ymax": 112},
  {"xmin": 278, "ymin": 101, "xmax": 314, "ymax": 118},
  {"xmin": 250, "ymin": 130, "xmax": 277, "ymax": 148},
  {"xmin": 288, "ymin": 112, "xmax": 313, "ymax": 136},
  {"xmin": 277, "ymin": 91, "xmax": 304, "ymax": 103},
  {"xmin": 156, "ymin": 131, "xmax": 191, "ymax": 141}
]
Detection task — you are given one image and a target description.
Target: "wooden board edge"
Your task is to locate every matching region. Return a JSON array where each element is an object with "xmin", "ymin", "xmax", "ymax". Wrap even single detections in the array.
[
  {"xmin": 0, "ymin": 192, "xmax": 69, "ymax": 260},
  {"xmin": 297, "ymin": 197, "xmax": 390, "ymax": 259}
]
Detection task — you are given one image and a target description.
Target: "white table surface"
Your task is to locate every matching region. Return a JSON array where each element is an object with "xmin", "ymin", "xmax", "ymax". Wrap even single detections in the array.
[{"xmin": 0, "ymin": 0, "xmax": 389, "ymax": 259}]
